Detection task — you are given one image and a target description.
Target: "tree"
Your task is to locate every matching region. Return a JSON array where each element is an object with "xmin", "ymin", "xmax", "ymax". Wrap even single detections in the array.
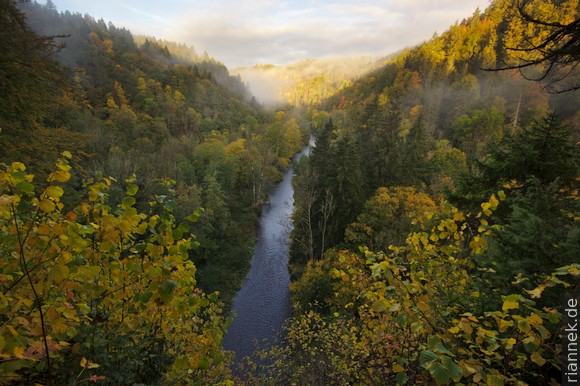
[
  {"xmin": 477, "ymin": 112, "xmax": 577, "ymax": 193},
  {"xmin": 489, "ymin": 0, "xmax": 580, "ymax": 93},
  {"xmin": 455, "ymin": 112, "xmax": 579, "ymax": 283},
  {"xmin": 345, "ymin": 186, "xmax": 437, "ymax": 251},
  {"xmin": 0, "ymin": 155, "xmax": 230, "ymax": 384},
  {"xmin": 0, "ymin": 0, "xmax": 79, "ymax": 173},
  {"xmin": 0, "ymin": 0, "xmax": 66, "ymax": 133},
  {"xmin": 265, "ymin": 196, "xmax": 575, "ymax": 385}
]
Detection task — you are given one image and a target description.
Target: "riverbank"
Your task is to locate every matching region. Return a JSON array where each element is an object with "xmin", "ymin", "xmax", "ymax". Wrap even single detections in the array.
[{"xmin": 222, "ymin": 143, "xmax": 312, "ymax": 364}]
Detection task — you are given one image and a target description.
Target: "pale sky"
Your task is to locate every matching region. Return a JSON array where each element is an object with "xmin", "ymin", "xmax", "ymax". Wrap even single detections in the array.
[{"xmin": 47, "ymin": 0, "xmax": 490, "ymax": 69}]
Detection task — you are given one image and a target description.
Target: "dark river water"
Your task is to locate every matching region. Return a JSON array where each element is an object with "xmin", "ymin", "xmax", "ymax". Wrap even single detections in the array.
[{"xmin": 222, "ymin": 143, "xmax": 312, "ymax": 363}]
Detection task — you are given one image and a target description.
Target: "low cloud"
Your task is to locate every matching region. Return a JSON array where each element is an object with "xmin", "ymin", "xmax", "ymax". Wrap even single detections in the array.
[
  {"xmin": 170, "ymin": 0, "xmax": 489, "ymax": 68},
  {"xmin": 53, "ymin": 0, "xmax": 488, "ymax": 69}
]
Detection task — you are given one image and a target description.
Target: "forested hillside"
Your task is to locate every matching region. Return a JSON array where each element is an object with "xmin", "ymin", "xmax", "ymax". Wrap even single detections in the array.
[
  {"xmin": 2, "ymin": 0, "xmax": 310, "ymax": 302},
  {"xmin": 278, "ymin": 0, "xmax": 579, "ymax": 384},
  {"xmin": 0, "ymin": 0, "xmax": 307, "ymax": 383},
  {"xmin": 0, "ymin": 0, "xmax": 578, "ymax": 384},
  {"xmin": 234, "ymin": 56, "xmax": 385, "ymax": 106}
]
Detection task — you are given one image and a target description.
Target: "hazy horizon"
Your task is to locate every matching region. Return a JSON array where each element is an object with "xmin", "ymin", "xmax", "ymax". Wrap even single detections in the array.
[{"xmin": 46, "ymin": 0, "xmax": 490, "ymax": 70}]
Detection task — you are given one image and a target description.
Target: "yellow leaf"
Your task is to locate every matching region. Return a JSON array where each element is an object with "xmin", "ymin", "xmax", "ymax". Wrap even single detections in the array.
[
  {"xmin": 481, "ymin": 202, "xmax": 492, "ymax": 216},
  {"xmin": 449, "ymin": 326, "xmax": 460, "ymax": 334},
  {"xmin": 392, "ymin": 363, "xmax": 405, "ymax": 373},
  {"xmin": 460, "ymin": 360, "xmax": 478, "ymax": 375},
  {"xmin": 489, "ymin": 194, "xmax": 499, "ymax": 209},
  {"xmin": 530, "ymin": 351, "xmax": 546, "ymax": 367},
  {"xmin": 13, "ymin": 346, "xmax": 25, "ymax": 358},
  {"xmin": 498, "ymin": 190, "xmax": 506, "ymax": 200},
  {"xmin": 460, "ymin": 320, "xmax": 474, "ymax": 335},
  {"xmin": 502, "ymin": 300, "xmax": 519, "ymax": 311},
  {"xmin": 81, "ymin": 202, "xmax": 90, "ymax": 216},
  {"xmin": 10, "ymin": 162, "xmax": 26, "ymax": 172},
  {"xmin": 39, "ymin": 199, "xmax": 55, "ymax": 213},
  {"xmin": 526, "ymin": 285, "xmax": 545, "ymax": 299},
  {"xmin": 527, "ymin": 313, "xmax": 543, "ymax": 326},
  {"xmin": 51, "ymin": 170, "xmax": 71, "ymax": 183},
  {"xmin": 499, "ymin": 318, "xmax": 514, "ymax": 332},
  {"xmin": 506, "ymin": 338, "xmax": 516, "ymax": 347},
  {"xmin": 46, "ymin": 186, "xmax": 64, "ymax": 199},
  {"xmin": 62, "ymin": 151, "xmax": 72, "ymax": 159},
  {"xmin": 80, "ymin": 357, "xmax": 87, "ymax": 368},
  {"xmin": 87, "ymin": 361, "xmax": 100, "ymax": 369}
]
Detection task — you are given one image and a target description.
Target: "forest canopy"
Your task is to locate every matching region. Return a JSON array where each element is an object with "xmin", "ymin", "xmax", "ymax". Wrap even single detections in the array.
[{"xmin": 0, "ymin": 0, "xmax": 578, "ymax": 384}]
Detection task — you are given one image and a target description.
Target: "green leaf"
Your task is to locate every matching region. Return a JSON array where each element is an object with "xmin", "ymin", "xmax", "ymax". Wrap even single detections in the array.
[
  {"xmin": 122, "ymin": 196, "xmax": 136, "ymax": 208},
  {"xmin": 126, "ymin": 184, "xmax": 139, "ymax": 196},
  {"xmin": 16, "ymin": 181, "xmax": 34, "ymax": 193},
  {"xmin": 165, "ymin": 199, "xmax": 177, "ymax": 211},
  {"xmin": 429, "ymin": 361, "xmax": 451, "ymax": 385},
  {"xmin": 441, "ymin": 356, "xmax": 462, "ymax": 381},
  {"xmin": 420, "ymin": 350, "xmax": 438, "ymax": 368},
  {"xmin": 396, "ymin": 371, "xmax": 408, "ymax": 385}
]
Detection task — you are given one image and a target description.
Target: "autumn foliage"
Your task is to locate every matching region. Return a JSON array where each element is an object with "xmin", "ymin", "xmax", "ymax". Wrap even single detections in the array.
[{"xmin": 0, "ymin": 154, "xmax": 230, "ymax": 384}]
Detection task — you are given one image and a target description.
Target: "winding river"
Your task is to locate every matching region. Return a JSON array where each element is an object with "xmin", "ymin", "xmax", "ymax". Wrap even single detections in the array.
[{"xmin": 222, "ymin": 143, "xmax": 312, "ymax": 364}]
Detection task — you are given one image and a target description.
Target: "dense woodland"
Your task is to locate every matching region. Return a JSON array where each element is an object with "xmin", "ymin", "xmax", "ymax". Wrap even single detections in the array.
[
  {"xmin": 0, "ymin": 0, "xmax": 578, "ymax": 384},
  {"xmin": 233, "ymin": 56, "xmax": 386, "ymax": 106}
]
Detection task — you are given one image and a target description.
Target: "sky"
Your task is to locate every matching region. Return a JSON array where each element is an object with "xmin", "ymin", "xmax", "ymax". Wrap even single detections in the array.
[{"xmin": 47, "ymin": 0, "xmax": 490, "ymax": 69}]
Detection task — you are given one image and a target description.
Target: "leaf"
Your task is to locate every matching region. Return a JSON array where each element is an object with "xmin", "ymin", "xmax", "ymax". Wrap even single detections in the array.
[
  {"xmin": 499, "ymin": 318, "xmax": 514, "ymax": 332},
  {"xmin": 46, "ymin": 185, "xmax": 64, "ymax": 199},
  {"xmin": 122, "ymin": 197, "xmax": 136, "ymax": 208},
  {"xmin": 429, "ymin": 361, "xmax": 451, "ymax": 385},
  {"xmin": 13, "ymin": 346, "xmax": 25, "ymax": 358},
  {"xmin": 16, "ymin": 181, "xmax": 34, "ymax": 193},
  {"xmin": 417, "ymin": 300, "xmax": 431, "ymax": 312},
  {"xmin": 498, "ymin": 190, "xmax": 506, "ymax": 200},
  {"xmin": 62, "ymin": 151, "xmax": 72, "ymax": 159},
  {"xmin": 526, "ymin": 285, "xmax": 546, "ymax": 299},
  {"xmin": 39, "ymin": 199, "xmax": 56, "ymax": 213},
  {"xmin": 396, "ymin": 371, "xmax": 408, "ymax": 385},
  {"xmin": 51, "ymin": 170, "xmax": 71, "ymax": 183},
  {"xmin": 420, "ymin": 350, "xmax": 438, "ymax": 368},
  {"xmin": 527, "ymin": 313, "xmax": 543, "ymax": 326},
  {"xmin": 502, "ymin": 300, "xmax": 519, "ymax": 311},
  {"xmin": 481, "ymin": 202, "xmax": 492, "ymax": 216},
  {"xmin": 126, "ymin": 184, "xmax": 139, "ymax": 196},
  {"xmin": 393, "ymin": 363, "xmax": 405, "ymax": 373},
  {"xmin": 441, "ymin": 356, "xmax": 462, "ymax": 381},
  {"xmin": 530, "ymin": 351, "xmax": 546, "ymax": 366},
  {"xmin": 372, "ymin": 299, "xmax": 387, "ymax": 312},
  {"xmin": 448, "ymin": 325, "xmax": 460, "ymax": 334},
  {"xmin": 87, "ymin": 361, "xmax": 100, "ymax": 369},
  {"xmin": 489, "ymin": 194, "xmax": 499, "ymax": 209}
]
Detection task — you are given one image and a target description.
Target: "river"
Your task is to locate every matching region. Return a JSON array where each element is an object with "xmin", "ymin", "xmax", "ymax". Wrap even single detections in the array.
[{"xmin": 222, "ymin": 143, "xmax": 312, "ymax": 364}]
